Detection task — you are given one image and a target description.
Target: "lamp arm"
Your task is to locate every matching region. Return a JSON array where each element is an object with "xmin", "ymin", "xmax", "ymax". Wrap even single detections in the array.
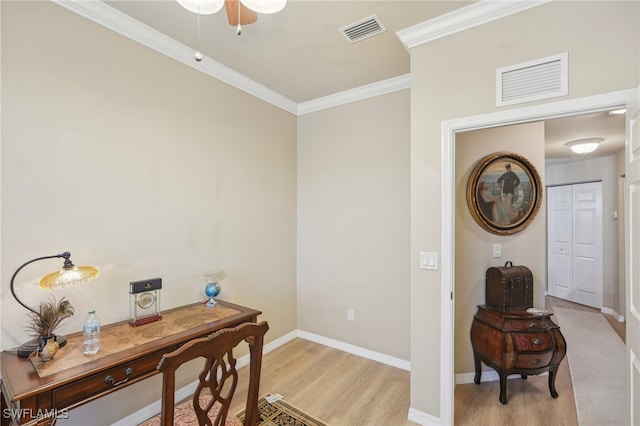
[{"xmin": 9, "ymin": 252, "xmax": 70, "ymax": 316}]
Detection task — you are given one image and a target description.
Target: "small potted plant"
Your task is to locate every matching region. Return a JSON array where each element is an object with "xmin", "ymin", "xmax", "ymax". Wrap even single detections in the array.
[{"xmin": 26, "ymin": 296, "xmax": 75, "ymax": 361}]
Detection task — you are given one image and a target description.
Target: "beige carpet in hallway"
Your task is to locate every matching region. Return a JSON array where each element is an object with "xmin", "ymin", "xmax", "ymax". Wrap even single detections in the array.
[{"xmin": 552, "ymin": 307, "xmax": 627, "ymax": 426}]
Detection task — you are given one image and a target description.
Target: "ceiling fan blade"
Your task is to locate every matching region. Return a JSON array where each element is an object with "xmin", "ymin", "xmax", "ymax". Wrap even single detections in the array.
[{"xmin": 225, "ymin": 0, "xmax": 257, "ymax": 26}]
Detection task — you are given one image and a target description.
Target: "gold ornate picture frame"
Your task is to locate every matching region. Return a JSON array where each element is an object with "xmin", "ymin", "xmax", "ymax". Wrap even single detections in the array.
[{"xmin": 466, "ymin": 152, "xmax": 542, "ymax": 235}]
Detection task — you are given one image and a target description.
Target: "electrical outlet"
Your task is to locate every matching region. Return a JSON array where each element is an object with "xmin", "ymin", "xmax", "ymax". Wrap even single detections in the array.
[{"xmin": 347, "ymin": 309, "xmax": 355, "ymax": 322}]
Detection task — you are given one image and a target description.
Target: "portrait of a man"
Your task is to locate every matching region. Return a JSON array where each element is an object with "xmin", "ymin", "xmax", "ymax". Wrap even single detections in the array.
[{"xmin": 467, "ymin": 152, "xmax": 542, "ymax": 235}]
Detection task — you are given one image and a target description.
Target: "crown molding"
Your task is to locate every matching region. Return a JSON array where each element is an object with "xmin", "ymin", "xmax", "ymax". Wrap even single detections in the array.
[
  {"xmin": 396, "ymin": 0, "xmax": 553, "ymax": 50},
  {"xmin": 52, "ymin": 0, "xmax": 299, "ymax": 115},
  {"xmin": 297, "ymin": 74, "xmax": 410, "ymax": 115}
]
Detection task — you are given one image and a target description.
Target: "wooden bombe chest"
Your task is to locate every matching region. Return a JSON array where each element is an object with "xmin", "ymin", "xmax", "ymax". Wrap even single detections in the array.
[{"xmin": 470, "ymin": 262, "xmax": 566, "ymax": 404}]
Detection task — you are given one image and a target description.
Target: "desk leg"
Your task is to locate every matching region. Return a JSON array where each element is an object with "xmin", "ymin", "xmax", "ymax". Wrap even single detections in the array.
[{"xmin": 548, "ymin": 366, "xmax": 559, "ymax": 398}]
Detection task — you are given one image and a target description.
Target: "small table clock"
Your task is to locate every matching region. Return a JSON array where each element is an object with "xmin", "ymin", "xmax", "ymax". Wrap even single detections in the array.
[{"xmin": 129, "ymin": 277, "xmax": 162, "ymax": 326}]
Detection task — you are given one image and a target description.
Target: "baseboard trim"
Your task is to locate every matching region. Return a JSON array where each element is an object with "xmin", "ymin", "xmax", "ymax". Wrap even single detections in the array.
[
  {"xmin": 455, "ymin": 370, "xmax": 548, "ymax": 385},
  {"xmin": 601, "ymin": 306, "xmax": 625, "ymax": 322},
  {"xmin": 296, "ymin": 329, "xmax": 411, "ymax": 371},
  {"xmin": 456, "ymin": 370, "xmax": 498, "ymax": 384},
  {"xmin": 407, "ymin": 407, "xmax": 441, "ymax": 425}
]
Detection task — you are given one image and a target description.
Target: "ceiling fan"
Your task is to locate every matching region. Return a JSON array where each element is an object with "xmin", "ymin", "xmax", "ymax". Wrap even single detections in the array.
[
  {"xmin": 177, "ymin": 0, "xmax": 286, "ymax": 60},
  {"xmin": 177, "ymin": 0, "xmax": 286, "ymax": 34}
]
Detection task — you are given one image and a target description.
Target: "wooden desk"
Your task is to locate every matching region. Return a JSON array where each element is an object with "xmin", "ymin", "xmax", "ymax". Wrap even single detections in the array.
[{"xmin": 0, "ymin": 300, "xmax": 261, "ymax": 425}]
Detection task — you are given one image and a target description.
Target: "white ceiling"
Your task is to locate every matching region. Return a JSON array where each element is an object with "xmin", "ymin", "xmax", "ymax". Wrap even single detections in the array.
[
  {"xmin": 103, "ymin": 0, "xmax": 472, "ymax": 103},
  {"xmin": 84, "ymin": 1, "xmax": 625, "ymax": 163},
  {"xmin": 544, "ymin": 111, "xmax": 626, "ymax": 165}
]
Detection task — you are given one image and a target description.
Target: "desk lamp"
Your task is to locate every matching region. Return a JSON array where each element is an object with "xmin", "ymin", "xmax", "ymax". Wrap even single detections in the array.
[{"xmin": 10, "ymin": 251, "xmax": 99, "ymax": 357}]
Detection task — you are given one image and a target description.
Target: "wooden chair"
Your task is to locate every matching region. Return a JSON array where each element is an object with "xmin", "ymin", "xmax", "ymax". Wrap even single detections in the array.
[{"xmin": 141, "ymin": 321, "xmax": 269, "ymax": 426}]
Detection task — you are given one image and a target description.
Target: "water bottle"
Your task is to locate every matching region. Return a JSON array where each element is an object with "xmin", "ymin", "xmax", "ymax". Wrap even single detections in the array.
[{"xmin": 83, "ymin": 310, "xmax": 100, "ymax": 355}]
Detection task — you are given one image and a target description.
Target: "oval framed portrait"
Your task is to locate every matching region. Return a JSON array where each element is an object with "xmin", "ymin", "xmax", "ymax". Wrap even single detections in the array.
[{"xmin": 466, "ymin": 152, "xmax": 542, "ymax": 235}]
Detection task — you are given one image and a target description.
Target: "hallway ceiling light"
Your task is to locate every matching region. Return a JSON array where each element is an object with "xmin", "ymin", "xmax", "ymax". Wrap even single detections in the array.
[{"xmin": 567, "ymin": 138, "xmax": 603, "ymax": 154}]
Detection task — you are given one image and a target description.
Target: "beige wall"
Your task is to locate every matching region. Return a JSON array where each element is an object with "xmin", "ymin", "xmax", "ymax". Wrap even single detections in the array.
[
  {"xmin": 297, "ymin": 91, "xmax": 411, "ymax": 359},
  {"xmin": 1, "ymin": 2, "xmax": 296, "ymax": 424},
  {"xmin": 455, "ymin": 122, "xmax": 545, "ymax": 375},
  {"xmin": 409, "ymin": 0, "xmax": 638, "ymax": 417}
]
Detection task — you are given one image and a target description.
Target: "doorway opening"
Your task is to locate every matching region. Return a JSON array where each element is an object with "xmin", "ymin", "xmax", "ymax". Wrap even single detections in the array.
[{"xmin": 441, "ymin": 89, "xmax": 634, "ymax": 425}]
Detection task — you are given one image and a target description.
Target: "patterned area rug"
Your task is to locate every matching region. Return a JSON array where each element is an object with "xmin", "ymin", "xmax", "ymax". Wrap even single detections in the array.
[{"xmin": 237, "ymin": 395, "xmax": 327, "ymax": 426}]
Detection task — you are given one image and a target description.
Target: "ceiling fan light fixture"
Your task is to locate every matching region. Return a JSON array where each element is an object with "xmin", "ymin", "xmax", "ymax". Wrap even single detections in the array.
[
  {"xmin": 567, "ymin": 138, "xmax": 603, "ymax": 154},
  {"xmin": 177, "ymin": 0, "xmax": 224, "ymax": 15},
  {"xmin": 240, "ymin": 0, "xmax": 286, "ymax": 14}
]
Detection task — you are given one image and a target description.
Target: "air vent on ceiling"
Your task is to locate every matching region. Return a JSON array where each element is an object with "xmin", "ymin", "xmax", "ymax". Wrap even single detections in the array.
[
  {"xmin": 339, "ymin": 14, "xmax": 387, "ymax": 44},
  {"xmin": 496, "ymin": 52, "xmax": 568, "ymax": 107}
]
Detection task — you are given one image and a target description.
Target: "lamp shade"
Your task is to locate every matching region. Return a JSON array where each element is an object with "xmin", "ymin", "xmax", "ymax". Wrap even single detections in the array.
[
  {"xmin": 567, "ymin": 138, "xmax": 603, "ymax": 154},
  {"xmin": 240, "ymin": 0, "xmax": 287, "ymax": 14},
  {"xmin": 40, "ymin": 265, "xmax": 99, "ymax": 290},
  {"xmin": 177, "ymin": 0, "xmax": 224, "ymax": 14},
  {"xmin": 10, "ymin": 251, "xmax": 99, "ymax": 315}
]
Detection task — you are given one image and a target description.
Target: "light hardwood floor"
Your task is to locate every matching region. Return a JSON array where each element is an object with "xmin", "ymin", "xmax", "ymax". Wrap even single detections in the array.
[
  {"xmin": 230, "ymin": 296, "xmax": 625, "ymax": 425},
  {"xmin": 231, "ymin": 337, "xmax": 415, "ymax": 425}
]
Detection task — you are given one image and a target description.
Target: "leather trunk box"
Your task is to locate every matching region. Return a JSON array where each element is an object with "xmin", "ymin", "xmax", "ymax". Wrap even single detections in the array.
[{"xmin": 485, "ymin": 261, "xmax": 533, "ymax": 312}]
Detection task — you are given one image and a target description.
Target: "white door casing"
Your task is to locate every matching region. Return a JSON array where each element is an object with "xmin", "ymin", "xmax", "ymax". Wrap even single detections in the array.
[{"xmin": 625, "ymin": 92, "xmax": 640, "ymax": 426}]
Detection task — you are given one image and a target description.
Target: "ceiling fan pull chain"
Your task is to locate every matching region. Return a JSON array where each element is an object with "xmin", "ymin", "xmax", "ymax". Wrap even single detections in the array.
[
  {"xmin": 236, "ymin": 0, "xmax": 242, "ymax": 36},
  {"xmin": 194, "ymin": 5, "xmax": 203, "ymax": 61}
]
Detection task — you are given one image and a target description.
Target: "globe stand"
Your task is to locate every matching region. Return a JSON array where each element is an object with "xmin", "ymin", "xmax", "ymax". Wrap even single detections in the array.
[{"xmin": 205, "ymin": 281, "xmax": 221, "ymax": 307}]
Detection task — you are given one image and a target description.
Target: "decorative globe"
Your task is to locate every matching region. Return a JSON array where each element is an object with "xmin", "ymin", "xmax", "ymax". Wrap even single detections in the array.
[{"xmin": 205, "ymin": 282, "xmax": 221, "ymax": 307}]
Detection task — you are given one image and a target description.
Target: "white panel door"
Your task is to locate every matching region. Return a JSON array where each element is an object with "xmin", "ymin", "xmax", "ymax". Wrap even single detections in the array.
[
  {"xmin": 547, "ymin": 185, "xmax": 573, "ymax": 300},
  {"xmin": 626, "ymin": 96, "xmax": 640, "ymax": 426},
  {"xmin": 547, "ymin": 182, "xmax": 602, "ymax": 308},
  {"xmin": 572, "ymin": 182, "xmax": 603, "ymax": 308}
]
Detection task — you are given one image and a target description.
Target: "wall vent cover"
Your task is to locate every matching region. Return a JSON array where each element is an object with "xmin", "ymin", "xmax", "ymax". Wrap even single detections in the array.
[
  {"xmin": 496, "ymin": 52, "xmax": 568, "ymax": 107},
  {"xmin": 339, "ymin": 14, "xmax": 387, "ymax": 44}
]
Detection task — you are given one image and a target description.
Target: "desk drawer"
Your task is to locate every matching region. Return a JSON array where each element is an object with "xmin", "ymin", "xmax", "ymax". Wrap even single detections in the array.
[{"xmin": 53, "ymin": 350, "xmax": 167, "ymax": 408}]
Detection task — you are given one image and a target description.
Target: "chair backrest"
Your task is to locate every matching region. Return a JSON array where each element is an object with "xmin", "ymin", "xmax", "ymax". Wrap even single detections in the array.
[{"xmin": 157, "ymin": 321, "xmax": 269, "ymax": 426}]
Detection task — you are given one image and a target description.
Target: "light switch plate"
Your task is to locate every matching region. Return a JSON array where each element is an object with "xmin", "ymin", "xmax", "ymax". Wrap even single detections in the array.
[
  {"xmin": 420, "ymin": 252, "xmax": 438, "ymax": 270},
  {"xmin": 493, "ymin": 244, "xmax": 502, "ymax": 258}
]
